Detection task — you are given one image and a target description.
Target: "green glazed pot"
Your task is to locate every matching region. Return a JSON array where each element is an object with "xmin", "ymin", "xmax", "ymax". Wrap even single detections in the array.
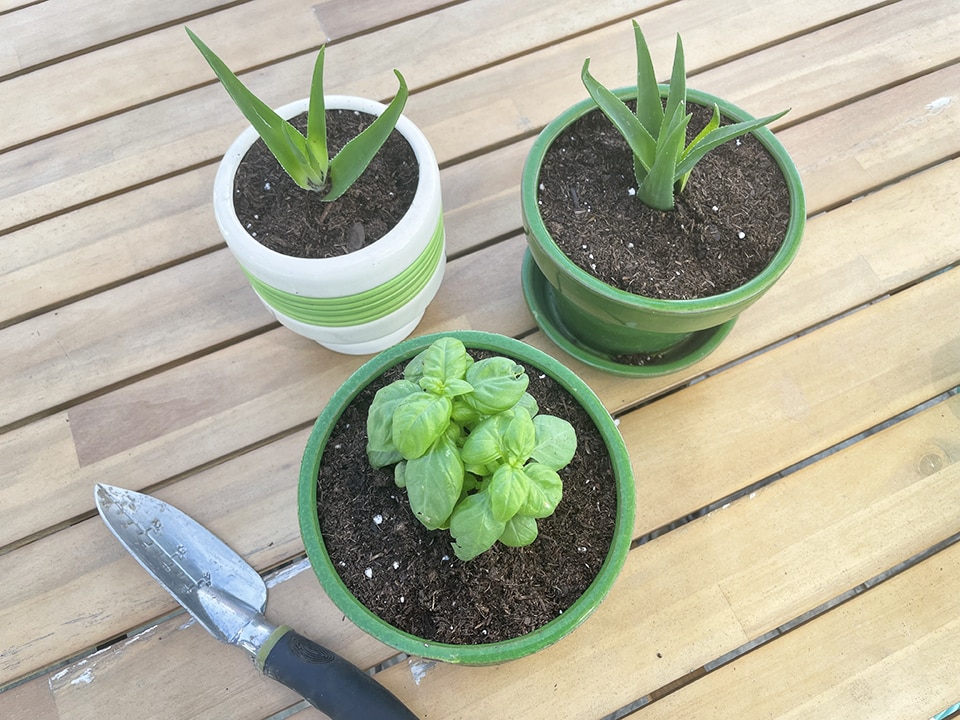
[
  {"xmin": 521, "ymin": 87, "xmax": 805, "ymax": 377},
  {"xmin": 298, "ymin": 330, "xmax": 635, "ymax": 665}
]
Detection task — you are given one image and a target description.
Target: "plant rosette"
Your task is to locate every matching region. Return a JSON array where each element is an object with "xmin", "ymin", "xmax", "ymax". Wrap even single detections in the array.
[
  {"xmin": 214, "ymin": 95, "xmax": 445, "ymax": 355},
  {"xmin": 298, "ymin": 330, "xmax": 635, "ymax": 665},
  {"xmin": 521, "ymin": 87, "xmax": 805, "ymax": 377}
]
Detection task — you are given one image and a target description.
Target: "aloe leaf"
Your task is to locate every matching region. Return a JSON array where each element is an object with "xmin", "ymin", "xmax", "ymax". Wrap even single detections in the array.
[
  {"xmin": 677, "ymin": 104, "xmax": 721, "ymax": 191},
  {"xmin": 631, "ymin": 21, "xmax": 663, "ymax": 136},
  {"xmin": 636, "ymin": 108, "xmax": 690, "ymax": 210},
  {"xmin": 324, "ymin": 69, "xmax": 409, "ymax": 201},
  {"xmin": 661, "ymin": 34, "xmax": 686, "ymax": 136},
  {"xmin": 682, "ymin": 103, "xmax": 722, "ymax": 159},
  {"xmin": 186, "ymin": 28, "xmax": 317, "ymax": 190},
  {"xmin": 673, "ymin": 107, "xmax": 790, "ymax": 180},
  {"xmin": 305, "ymin": 46, "xmax": 329, "ymax": 182},
  {"xmin": 582, "ymin": 58, "xmax": 656, "ymax": 171}
]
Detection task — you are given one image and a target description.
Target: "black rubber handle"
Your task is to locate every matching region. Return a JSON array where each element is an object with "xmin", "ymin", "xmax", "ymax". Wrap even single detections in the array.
[{"xmin": 260, "ymin": 627, "xmax": 418, "ymax": 720}]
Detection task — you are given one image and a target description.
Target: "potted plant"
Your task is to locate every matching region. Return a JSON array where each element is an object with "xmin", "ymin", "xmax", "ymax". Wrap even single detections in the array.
[
  {"xmin": 298, "ymin": 331, "xmax": 635, "ymax": 664},
  {"xmin": 521, "ymin": 22, "xmax": 805, "ymax": 376},
  {"xmin": 188, "ymin": 30, "xmax": 445, "ymax": 354}
]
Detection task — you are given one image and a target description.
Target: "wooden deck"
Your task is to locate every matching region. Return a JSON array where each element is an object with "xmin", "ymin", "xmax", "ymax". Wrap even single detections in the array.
[{"xmin": 2, "ymin": 0, "xmax": 959, "ymax": 717}]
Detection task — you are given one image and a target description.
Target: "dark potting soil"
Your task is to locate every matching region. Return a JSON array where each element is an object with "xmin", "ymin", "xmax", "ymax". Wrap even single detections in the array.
[
  {"xmin": 314, "ymin": 351, "xmax": 619, "ymax": 646},
  {"xmin": 537, "ymin": 102, "xmax": 791, "ymax": 300},
  {"xmin": 232, "ymin": 110, "xmax": 418, "ymax": 258}
]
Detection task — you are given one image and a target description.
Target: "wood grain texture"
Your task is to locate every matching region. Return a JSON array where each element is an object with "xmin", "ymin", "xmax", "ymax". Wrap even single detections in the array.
[
  {"xmin": 74, "ymin": 392, "xmax": 954, "ymax": 720},
  {"xmin": 2, "ymin": 0, "xmax": 958, "ymax": 716},
  {"xmin": 639, "ymin": 539, "xmax": 960, "ymax": 719},
  {"xmin": 0, "ymin": 0, "xmax": 880, "ymax": 231},
  {"xmin": 0, "ymin": 0, "xmax": 227, "ymax": 77},
  {"xmin": 365, "ymin": 398, "xmax": 960, "ymax": 720}
]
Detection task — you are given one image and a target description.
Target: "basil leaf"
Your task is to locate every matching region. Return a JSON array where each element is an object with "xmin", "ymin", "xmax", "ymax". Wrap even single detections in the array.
[
  {"xmin": 392, "ymin": 392, "xmax": 452, "ymax": 460},
  {"xmin": 366, "ymin": 379, "xmax": 419, "ymax": 468},
  {"xmin": 487, "ymin": 464, "xmax": 530, "ymax": 523},
  {"xmin": 499, "ymin": 515, "xmax": 539, "ymax": 547},
  {"xmin": 421, "ymin": 336, "xmax": 468, "ymax": 385},
  {"xmin": 516, "ymin": 391, "xmax": 539, "ymax": 419},
  {"xmin": 403, "ymin": 349, "xmax": 427, "ymax": 382},
  {"xmin": 465, "ymin": 357, "xmax": 529, "ymax": 414},
  {"xmin": 451, "ymin": 396, "xmax": 484, "ymax": 428},
  {"xmin": 460, "ymin": 414, "xmax": 504, "ymax": 467},
  {"xmin": 501, "ymin": 409, "xmax": 536, "ymax": 464},
  {"xmin": 518, "ymin": 463, "xmax": 563, "ymax": 518},
  {"xmin": 405, "ymin": 434, "xmax": 463, "ymax": 530},
  {"xmin": 530, "ymin": 414, "xmax": 577, "ymax": 471},
  {"xmin": 449, "ymin": 491, "xmax": 506, "ymax": 561},
  {"xmin": 442, "ymin": 378, "xmax": 474, "ymax": 399}
]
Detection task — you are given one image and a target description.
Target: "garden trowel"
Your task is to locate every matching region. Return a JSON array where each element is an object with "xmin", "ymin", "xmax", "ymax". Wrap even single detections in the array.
[{"xmin": 94, "ymin": 483, "xmax": 417, "ymax": 720}]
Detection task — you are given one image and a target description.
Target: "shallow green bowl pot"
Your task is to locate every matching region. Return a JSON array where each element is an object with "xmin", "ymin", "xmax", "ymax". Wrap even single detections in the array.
[
  {"xmin": 298, "ymin": 330, "xmax": 635, "ymax": 665},
  {"xmin": 521, "ymin": 87, "xmax": 805, "ymax": 376}
]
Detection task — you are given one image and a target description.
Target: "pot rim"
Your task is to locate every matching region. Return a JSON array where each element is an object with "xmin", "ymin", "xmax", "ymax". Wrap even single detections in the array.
[
  {"xmin": 298, "ymin": 330, "xmax": 636, "ymax": 665},
  {"xmin": 521, "ymin": 86, "xmax": 806, "ymax": 316}
]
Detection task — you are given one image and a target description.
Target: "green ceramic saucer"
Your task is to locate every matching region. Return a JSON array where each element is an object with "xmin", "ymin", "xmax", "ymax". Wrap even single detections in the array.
[{"xmin": 521, "ymin": 250, "xmax": 736, "ymax": 378}]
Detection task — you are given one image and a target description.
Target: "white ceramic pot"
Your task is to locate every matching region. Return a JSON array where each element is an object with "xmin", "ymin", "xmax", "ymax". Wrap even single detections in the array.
[{"xmin": 213, "ymin": 96, "xmax": 445, "ymax": 354}]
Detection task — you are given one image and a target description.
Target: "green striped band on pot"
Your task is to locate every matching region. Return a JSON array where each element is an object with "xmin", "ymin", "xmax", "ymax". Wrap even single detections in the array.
[{"xmin": 243, "ymin": 216, "xmax": 444, "ymax": 327}]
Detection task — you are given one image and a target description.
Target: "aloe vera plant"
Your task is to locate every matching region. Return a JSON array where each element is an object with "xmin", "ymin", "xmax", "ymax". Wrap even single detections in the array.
[
  {"xmin": 187, "ymin": 29, "xmax": 408, "ymax": 200},
  {"xmin": 581, "ymin": 22, "xmax": 789, "ymax": 210},
  {"xmin": 366, "ymin": 337, "xmax": 577, "ymax": 561}
]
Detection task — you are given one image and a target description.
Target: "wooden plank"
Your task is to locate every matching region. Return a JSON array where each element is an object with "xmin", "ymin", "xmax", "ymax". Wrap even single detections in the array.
[
  {"xmin": 0, "ymin": 0, "xmax": 226, "ymax": 77},
  {"xmin": 0, "ymin": 0, "xmax": 657, "ymax": 154},
  {"xmin": 621, "ymin": 263, "xmax": 960, "ymax": 536},
  {"xmin": 637, "ymin": 542, "xmax": 960, "ymax": 718},
  {"xmin": 0, "ymin": 0, "xmax": 327, "ymax": 152},
  {"xmin": 0, "ymin": 249, "xmax": 271, "ymax": 430},
  {"xmin": 0, "ymin": 130, "xmax": 529, "ymax": 329},
  {"xmin": 3, "ymin": 56, "xmax": 956, "ymax": 432},
  {"xmin": 2, "ymin": 148, "xmax": 957, "ymax": 554},
  {"xmin": 0, "ymin": 236, "xmax": 530, "ymax": 550},
  {"xmin": 0, "ymin": 0, "xmax": 885, "ymax": 231},
  {"xmin": 366, "ymin": 399, "xmax": 960, "ymax": 720},
  {"xmin": 415, "ymin": 0, "xmax": 958, "ymax": 167},
  {"xmin": 8, "ymin": 384, "xmax": 958, "ymax": 717},
  {"xmin": 0, "ymin": 0, "xmax": 452, "ymax": 79},
  {"xmin": 0, "ymin": 429, "xmax": 314, "ymax": 685},
  {"xmin": 536, "ymin": 153, "xmax": 960, "ymax": 415},
  {"xmin": 4, "ymin": 229, "xmax": 958, "ymax": 680},
  {"xmin": 313, "ymin": 0, "xmax": 457, "ymax": 41},
  {"xmin": 0, "ymin": 167, "xmax": 218, "ymax": 326},
  {"xmin": 783, "ymin": 66, "xmax": 960, "ymax": 211}
]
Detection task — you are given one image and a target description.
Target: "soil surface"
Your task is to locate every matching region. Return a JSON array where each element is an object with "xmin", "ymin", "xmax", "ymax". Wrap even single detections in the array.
[
  {"xmin": 313, "ymin": 350, "xmax": 619, "ymax": 646},
  {"xmin": 232, "ymin": 109, "xmax": 418, "ymax": 258},
  {"xmin": 537, "ymin": 102, "xmax": 791, "ymax": 300}
]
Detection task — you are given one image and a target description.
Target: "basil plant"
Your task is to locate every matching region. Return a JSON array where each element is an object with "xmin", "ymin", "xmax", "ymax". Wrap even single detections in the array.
[
  {"xmin": 581, "ymin": 21, "xmax": 788, "ymax": 210},
  {"xmin": 367, "ymin": 337, "xmax": 578, "ymax": 561},
  {"xmin": 187, "ymin": 28, "xmax": 408, "ymax": 200}
]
